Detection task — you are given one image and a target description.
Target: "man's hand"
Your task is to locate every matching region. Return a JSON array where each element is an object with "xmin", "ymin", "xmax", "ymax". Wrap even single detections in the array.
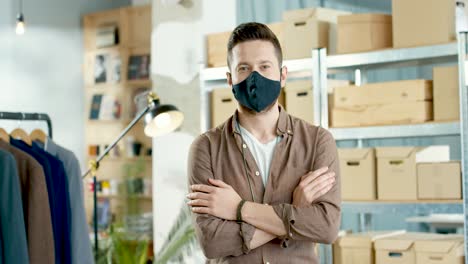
[
  {"xmin": 292, "ymin": 166, "xmax": 336, "ymax": 207},
  {"xmin": 187, "ymin": 178, "xmax": 242, "ymax": 221}
]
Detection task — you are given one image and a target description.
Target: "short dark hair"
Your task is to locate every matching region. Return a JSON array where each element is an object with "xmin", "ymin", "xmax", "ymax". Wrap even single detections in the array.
[{"xmin": 227, "ymin": 22, "xmax": 283, "ymax": 69}]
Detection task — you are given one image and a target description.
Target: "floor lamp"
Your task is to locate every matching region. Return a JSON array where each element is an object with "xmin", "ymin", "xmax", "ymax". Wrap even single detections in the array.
[{"xmin": 82, "ymin": 92, "xmax": 184, "ymax": 259}]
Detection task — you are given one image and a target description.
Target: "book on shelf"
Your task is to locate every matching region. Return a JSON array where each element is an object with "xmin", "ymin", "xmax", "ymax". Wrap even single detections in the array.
[
  {"xmin": 128, "ymin": 54, "xmax": 150, "ymax": 80},
  {"xmin": 89, "ymin": 94, "xmax": 121, "ymax": 120},
  {"xmin": 95, "ymin": 24, "xmax": 119, "ymax": 49},
  {"xmin": 89, "ymin": 94, "xmax": 103, "ymax": 120}
]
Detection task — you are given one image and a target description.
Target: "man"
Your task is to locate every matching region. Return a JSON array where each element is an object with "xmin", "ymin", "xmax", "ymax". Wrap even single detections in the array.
[{"xmin": 187, "ymin": 22, "xmax": 341, "ymax": 263}]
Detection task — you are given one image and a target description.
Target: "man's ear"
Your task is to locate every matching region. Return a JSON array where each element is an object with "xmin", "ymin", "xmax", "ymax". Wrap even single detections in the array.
[
  {"xmin": 226, "ymin": 72, "xmax": 233, "ymax": 86},
  {"xmin": 280, "ymin": 66, "xmax": 288, "ymax": 88}
]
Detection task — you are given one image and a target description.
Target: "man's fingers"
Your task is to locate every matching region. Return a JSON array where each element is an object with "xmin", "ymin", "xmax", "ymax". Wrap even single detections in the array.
[
  {"xmin": 304, "ymin": 171, "xmax": 335, "ymax": 192},
  {"xmin": 187, "ymin": 192, "xmax": 211, "ymax": 201},
  {"xmin": 308, "ymin": 175, "xmax": 336, "ymax": 198},
  {"xmin": 187, "ymin": 199, "xmax": 210, "ymax": 207},
  {"xmin": 191, "ymin": 206, "xmax": 211, "ymax": 214},
  {"xmin": 208, "ymin": 178, "xmax": 229, "ymax": 188},
  {"xmin": 300, "ymin": 167, "xmax": 331, "ymax": 188},
  {"xmin": 310, "ymin": 181, "xmax": 335, "ymax": 202},
  {"xmin": 191, "ymin": 184, "xmax": 216, "ymax": 193}
]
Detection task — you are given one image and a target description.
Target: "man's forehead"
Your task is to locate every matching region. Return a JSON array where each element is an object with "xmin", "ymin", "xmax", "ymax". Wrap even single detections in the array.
[{"xmin": 231, "ymin": 41, "xmax": 277, "ymax": 65}]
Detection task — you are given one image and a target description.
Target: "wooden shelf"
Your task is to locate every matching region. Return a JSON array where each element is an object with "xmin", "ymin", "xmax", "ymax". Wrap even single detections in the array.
[
  {"xmin": 97, "ymin": 194, "xmax": 153, "ymax": 200},
  {"xmin": 88, "ymin": 156, "xmax": 152, "ymax": 162},
  {"xmin": 85, "ymin": 80, "xmax": 152, "ymax": 90},
  {"xmin": 126, "ymin": 79, "xmax": 152, "ymax": 87}
]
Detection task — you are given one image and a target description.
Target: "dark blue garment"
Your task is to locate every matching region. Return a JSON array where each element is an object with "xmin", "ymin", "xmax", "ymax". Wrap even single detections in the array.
[
  {"xmin": 35, "ymin": 140, "xmax": 94, "ymax": 264},
  {"xmin": 11, "ymin": 138, "xmax": 72, "ymax": 264},
  {"xmin": 32, "ymin": 142, "xmax": 72, "ymax": 264},
  {"xmin": 0, "ymin": 149, "xmax": 29, "ymax": 264}
]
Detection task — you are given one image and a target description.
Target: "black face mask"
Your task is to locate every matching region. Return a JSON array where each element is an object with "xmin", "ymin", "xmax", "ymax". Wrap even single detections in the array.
[{"xmin": 231, "ymin": 71, "xmax": 281, "ymax": 113}]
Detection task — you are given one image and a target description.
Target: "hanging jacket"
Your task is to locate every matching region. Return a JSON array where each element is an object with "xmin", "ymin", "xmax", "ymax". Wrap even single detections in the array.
[{"xmin": 0, "ymin": 149, "xmax": 30, "ymax": 264}]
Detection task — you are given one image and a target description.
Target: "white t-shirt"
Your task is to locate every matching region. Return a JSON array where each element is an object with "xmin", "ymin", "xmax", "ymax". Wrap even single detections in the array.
[{"xmin": 239, "ymin": 125, "xmax": 281, "ymax": 186}]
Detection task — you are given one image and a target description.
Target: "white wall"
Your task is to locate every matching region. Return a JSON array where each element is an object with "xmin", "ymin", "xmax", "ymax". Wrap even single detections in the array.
[
  {"xmin": 151, "ymin": 0, "xmax": 236, "ymax": 255},
  {"xmin": 0, "ymin": 20, "xmax": 85, "ymax": 168},
  {"xmin": 0, "ymin": 0, "xmax": 130, "ymax": 169}
]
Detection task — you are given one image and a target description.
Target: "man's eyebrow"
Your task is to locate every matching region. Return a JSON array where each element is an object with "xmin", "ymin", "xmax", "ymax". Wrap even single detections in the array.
[
  {"xmin": 258, "ymin": 60, "xmax": 273, "ymax": 64},
  {"xmin": 235, "ymin": 62, "xmax": 249, "ymax": 68}
]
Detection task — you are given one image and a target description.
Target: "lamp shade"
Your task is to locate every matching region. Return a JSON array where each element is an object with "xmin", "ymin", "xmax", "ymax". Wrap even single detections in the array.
[{"xmin": 144, "ymin": 104, "xmax": 184, "ymax": 137}]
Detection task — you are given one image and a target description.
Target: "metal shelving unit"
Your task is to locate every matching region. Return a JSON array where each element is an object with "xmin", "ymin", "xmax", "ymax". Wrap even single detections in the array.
[
  {"xmin": 330, "ymin": 122, "xmax": 460, "ymax": 141},
  {"xmin": 161, "ymin": 38, "xmax": 468, "ymax": 264},
  {"xmin": 316, "ymin": 36, "xmax": 468, "ymax": 263}
]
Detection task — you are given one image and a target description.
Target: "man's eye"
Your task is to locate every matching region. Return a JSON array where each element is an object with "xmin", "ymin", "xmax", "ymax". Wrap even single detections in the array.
[
  {"xmin": 261, "ymin": 65, "xmax": 270, "ymax": 70},
  {"xmin": 238, "ymin": 66, "xmax": 248, "ymax": 72}
]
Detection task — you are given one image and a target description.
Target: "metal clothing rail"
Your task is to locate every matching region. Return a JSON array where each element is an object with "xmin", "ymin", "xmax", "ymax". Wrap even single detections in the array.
[{"xmin": 0, "ymin": 111, "xmax": 53, "ymax": 139}]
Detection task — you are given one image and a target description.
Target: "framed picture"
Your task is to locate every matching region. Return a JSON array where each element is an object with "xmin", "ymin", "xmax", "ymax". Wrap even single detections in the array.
[
  {"xmin": 128, "ymin": 54, "xmax": 150, "ymax": 80},
  {"xmin": 94, "ymin": 54, "xmax": 109, "ymax": 83}
]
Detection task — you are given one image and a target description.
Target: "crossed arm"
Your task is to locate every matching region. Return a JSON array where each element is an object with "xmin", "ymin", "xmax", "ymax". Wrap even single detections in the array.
[{"xmin": 187, "ymin": 131, "xmax": 341, "ymax": 259}]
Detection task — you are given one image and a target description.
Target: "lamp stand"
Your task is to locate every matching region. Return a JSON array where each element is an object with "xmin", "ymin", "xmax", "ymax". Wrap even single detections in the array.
[{"xmin": 82, "ymin": 92, "xmax": 159, "ymax": 261}]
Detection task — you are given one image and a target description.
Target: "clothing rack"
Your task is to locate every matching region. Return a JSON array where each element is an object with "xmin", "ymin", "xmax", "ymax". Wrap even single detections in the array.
[{"xmin": 0, "ymin": 111, "xmax": 53, "ymax": 139}]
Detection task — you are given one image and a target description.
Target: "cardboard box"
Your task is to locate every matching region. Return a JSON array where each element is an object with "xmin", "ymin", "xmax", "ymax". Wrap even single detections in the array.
[
  {"xmin": 282, "ymin": 8, "xmax": 350, "ymax": 58},
  {"xmin": 211, "ymin": 87, "xmax": 237, "ymax": 128},
  {"xmin": 285, "ymin": 80, "xmax": 314, "ymax": 124},
  {"xmin": 334, "ymin": 231, "xmax": 406, "ymax": 264},
  {"xmin": 333, "ymin": 230, "xmax": 353, "ymax": 264},
  {"xmin": 415, "ymin": 235, "xmax": 464, "ymax": 264},
  {"xmin": 332, "ymin": 102, "xmax": 433, "ymax": 127},
  {"xmin": 334, "ymin": 80, "xmax": 433, "ymax": 107},
  {"xmin": 207, "ymin": 31, "xmax": 231, "ymax": 68},
  {"xmin": 206, "ymin": 23, "xmax": 284, "ymax": 68},
  {"xmin": 337, "ymin": 14, "xmax": 392, "ymax": 54},
  {"xmin": 338, "ymin": 148, "xmax": 376, "ymax": 200},
  {"xmin": 211, "ymin": 87, "xmax": 285, "ymax": 128},
  {"xmin": 376, "ymin": 147, "xmax": 420, "ymax": 200},
  {"xmin": 417, "ymin": 162, "xmax": 461, "ymax": 200},
  {"xmin": 375, "ymin": 233, "xmax": 447, "ymax": 264},
  {"xmin": 392, "ymin": 0, "xmax": 456, "ymax": 48},
  {"xmin": 433, "ymin": 66, "xmax": 460, "ymax": 121}
]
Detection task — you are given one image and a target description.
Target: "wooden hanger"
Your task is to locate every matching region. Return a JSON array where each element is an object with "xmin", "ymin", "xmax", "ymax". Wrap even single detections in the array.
[
  {"xmin": 0, "ymin": 128, "xmax": 9, "ymax": 143},
  {"xmin": 30, "ymin": 129, "xmax": 47, "ymax": 143},
  {"xmin": 11, "ymin": 128, "xmax": 32, "ymax": 146}
]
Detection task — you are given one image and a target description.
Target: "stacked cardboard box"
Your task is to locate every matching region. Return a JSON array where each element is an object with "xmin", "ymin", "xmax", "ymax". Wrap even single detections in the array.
[
  {"xmin": 337, "ymin": 14, "xmax": 392, "ymax": 54},
  {"xmin": 392, "ymin": 0, "xmax": 456, "ymax": 48},
  {"xmin": 338, "ymin": 146, "xmax": 460, "ymax": 201},
  {"xmin": 334, "ymin": 232, "xmax": 464, "ymax": 264},
  {"xmin": 284, "ymin": 80, "xmax": 314, "ymax": 124},
  {"xmin": 282, "ymin": 8, "xmax": 350, "ymax": 59},
  {"xmin": 433, "ymin": 66, "xmax": 460, "ymax": 121},
  {"xmin": 417, "ymin": 162, "xmax": 462, "ymax": 200},
  {"xmin": 334, "ymin": 230, "xmax": 405, "ymax": 264},
  {"xmin": 375, "ymin": 233, "xmax": 464, "ymax": 264},
  {"xmin": 331, "ymin": 80, "xmax": 433, "ymax": 127},
  {"xmin": 338, "ymin": 148, "xmax": 376, "ymax": 201}
]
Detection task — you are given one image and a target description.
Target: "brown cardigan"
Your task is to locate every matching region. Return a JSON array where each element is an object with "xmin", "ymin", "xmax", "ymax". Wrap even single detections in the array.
[{"xmin": 188, "ymin": 107, "xmax": 341, "ymax": 264}]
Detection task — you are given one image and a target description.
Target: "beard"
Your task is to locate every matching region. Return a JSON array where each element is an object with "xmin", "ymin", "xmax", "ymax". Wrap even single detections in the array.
[{"xmin": 239, "ymin": 99, "xmax": 278, "ymax": 115}]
